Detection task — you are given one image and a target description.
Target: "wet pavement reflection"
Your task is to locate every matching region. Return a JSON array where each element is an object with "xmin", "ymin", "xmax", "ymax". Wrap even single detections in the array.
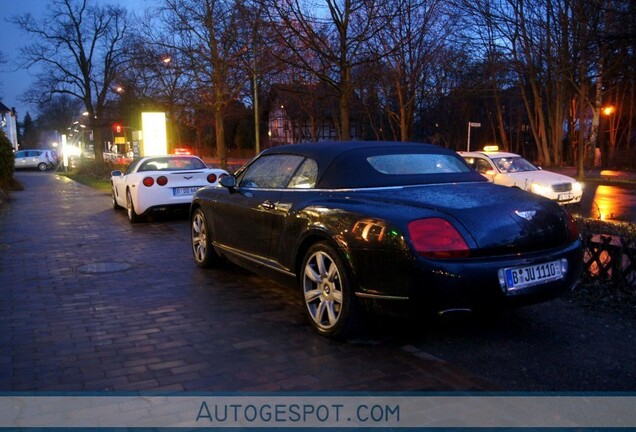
[{"xmin": 579, "ymin": 184, "xmax": 636, "ymax": 223}]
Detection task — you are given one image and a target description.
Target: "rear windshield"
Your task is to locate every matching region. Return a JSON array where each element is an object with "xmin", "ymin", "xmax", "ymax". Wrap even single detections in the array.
[
  {"xmin": 138, "ymin": 157, "xmax": 206, "ymax": 172},
  {"xmin": 319, "ymin": 147, "xmax": 485, "ymax": 188},
  {"xmin": 367, "ymin": 154, "xmax": 470, "ymax": 175}
]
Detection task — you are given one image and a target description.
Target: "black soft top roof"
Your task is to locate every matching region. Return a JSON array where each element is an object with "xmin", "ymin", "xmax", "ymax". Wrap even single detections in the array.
[{"xmin": 260, "ymin": 141, "xmax": 486, "ymax": 188}]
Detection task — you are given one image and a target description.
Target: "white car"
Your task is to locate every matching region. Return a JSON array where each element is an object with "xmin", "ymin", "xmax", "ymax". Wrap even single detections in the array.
[
  {"xmin": 460, "ymin": 149, "xmax": 582, "ymax": 204},
  {"xmin": 111, "ymin": 155, "xmax": 228, "ymax": 223}
]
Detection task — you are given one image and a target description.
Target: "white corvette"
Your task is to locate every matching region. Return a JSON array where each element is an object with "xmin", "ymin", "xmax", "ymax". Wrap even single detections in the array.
[
  {"xmin": 111, "ymin": 155, "xmax": 228, "ymax": 223},
  {"xmin": 460, "ymin": 148, "xmax": 583, "ymax": 204}
]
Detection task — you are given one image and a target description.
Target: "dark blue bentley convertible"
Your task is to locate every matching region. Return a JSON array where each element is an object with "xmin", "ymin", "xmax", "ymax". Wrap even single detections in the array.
[{"xmin": 190, "ymin": 141, "xmax": 582, "ymax": 338}]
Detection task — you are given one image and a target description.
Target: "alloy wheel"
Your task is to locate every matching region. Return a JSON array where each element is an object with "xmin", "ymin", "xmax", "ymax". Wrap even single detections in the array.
[{"xmin": 303, "ymin": 250, "xmax": 344, "ymax": 331}]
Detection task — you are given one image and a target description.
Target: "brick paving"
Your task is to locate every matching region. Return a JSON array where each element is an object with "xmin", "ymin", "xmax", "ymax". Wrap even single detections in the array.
[{"xmin": 0, "ymin": 171, "xmax": 495, "ymax": 392}]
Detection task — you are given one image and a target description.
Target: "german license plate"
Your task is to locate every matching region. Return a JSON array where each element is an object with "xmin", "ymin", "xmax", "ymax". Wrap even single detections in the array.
[
  {"xmin": 173, "ymin": 186, "xmax": 202, "ymax": 196},
  {"xmin": 557, "ymin": 192, "xmax": 573, "ymax": 201},
  {"xmin": 504, "ymin": 260, "xmax": 563, "ymax": 291}
]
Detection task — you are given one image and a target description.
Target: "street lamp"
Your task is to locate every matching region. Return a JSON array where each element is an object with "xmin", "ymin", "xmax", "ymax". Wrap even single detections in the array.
[
  {"xmin": 601, "ymin": 105, "xmax": 618, "ymax": 166},
  {"xmin": 602, "ymin": 105, "xmax": 615, "ymax": 116}
]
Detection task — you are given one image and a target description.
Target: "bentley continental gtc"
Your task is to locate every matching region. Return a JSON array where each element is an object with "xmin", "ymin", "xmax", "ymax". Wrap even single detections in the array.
[{"xmin": 190, "ymin": 142, "xmax": 582, "ymax": 338}]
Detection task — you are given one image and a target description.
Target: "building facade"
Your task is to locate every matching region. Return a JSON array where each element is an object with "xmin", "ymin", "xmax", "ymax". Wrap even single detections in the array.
[{"xmin": 0, "ymin": 103, "xmax": 19, "ymax": 150}]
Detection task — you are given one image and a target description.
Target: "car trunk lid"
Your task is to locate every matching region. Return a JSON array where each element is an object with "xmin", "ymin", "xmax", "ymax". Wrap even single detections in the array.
[{"xmin": 355, "ymin": 182, "xmax": 572, "ymax": 253}]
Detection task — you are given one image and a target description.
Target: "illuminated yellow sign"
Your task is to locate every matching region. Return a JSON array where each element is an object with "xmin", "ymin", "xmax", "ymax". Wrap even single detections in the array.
[{"xmin": 141, "ymin": 112, "xmax": 167, "ymax": 156}]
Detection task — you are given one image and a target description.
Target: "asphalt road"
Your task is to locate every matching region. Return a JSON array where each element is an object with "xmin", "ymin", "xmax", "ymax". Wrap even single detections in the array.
[
  {"xmin": 1, "ymin": 171, "xmax": 634, "ymax": 392},
  {"xmin": 376, "ymin": 301, "xmax": 636, "ymax": 391}
]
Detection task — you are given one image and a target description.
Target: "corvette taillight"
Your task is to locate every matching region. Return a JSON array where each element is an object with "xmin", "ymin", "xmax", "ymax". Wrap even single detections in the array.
[
  {"xmin": 156, "ymin": 176, "xmax": 168, "ymax": 186},
  {"xmin": 408, "ymin": 218, "xmax": 470, "ymax": 258},
  {"xmin": 142, "ymin": 177, "xmax": 154, "ymax": 187},
  {"xmin": 207, "ymin": 173, "xmax": 217, "ymax": 183}
]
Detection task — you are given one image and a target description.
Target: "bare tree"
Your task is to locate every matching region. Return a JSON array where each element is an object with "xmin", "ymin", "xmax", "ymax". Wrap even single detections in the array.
[
  {"xmin": 13, "ymin": 0, "xmax": 129, "ymax": 163},
  {"xmin": 36, "ymin": 94, "xmax": 84, "ymax": 133},
  {"xmin": 123, "ymin": 11, "xmax": 196, "ymax": 151},
  {"xmin": 373, "ymin": 0, "xmax": 456, "ymax": 142},
  {"xmin": 261, "ymin": 0, "xmax": 395, "ymax": 141},
  {"xmin": 592, "ymin": 0, "xmax": 635, "ymax": 168},
  {"xmin": 455, "ymin": 0, "xmax": 634, "ymax": 173},
  {"xmin": 158, "ymin": 0, "xmax": 253, "ymax": 168}
]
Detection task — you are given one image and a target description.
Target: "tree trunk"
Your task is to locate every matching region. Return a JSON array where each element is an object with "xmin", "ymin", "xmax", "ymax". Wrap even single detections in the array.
[
  {"xmin": 493, "ymin": 88, "xmax": 509, "ymax": 150},
  {"xmin": 338, "ymin": 59, "xmax": 352, "ymax": 141},
  {"xmin": 215, "ymin": 107, "xmax": 227, "ymax": 169},
  {"xmin": 90, "ymin": 117, "xmax": 104, "ymax": 164},
  {"xmin": 576, "ymin": 82, "xmax": 587, "ymax": 179},
  {"xmin": 588, "ymin": 70, "xmax": 603, "ymax": 165}
]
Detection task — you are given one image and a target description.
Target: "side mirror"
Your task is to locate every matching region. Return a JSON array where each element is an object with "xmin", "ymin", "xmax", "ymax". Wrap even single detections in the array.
[
  {"xmin": 220, "ymin": 174, "xmax": 237, "ymax": 189},
  {"xmin": 111, "ymin": 170, "xmax": 122, "ymax": 177},
  {"xmin": 485, "ymin": 169, "xmax": 496, "ymax": 176}
]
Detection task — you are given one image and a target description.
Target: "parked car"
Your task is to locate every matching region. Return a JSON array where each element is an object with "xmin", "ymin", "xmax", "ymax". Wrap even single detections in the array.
[
  {"xmin": 459, "ymin": 148, "xmax": 583, "ymax": 204},
  {"xmin": 190, "ymin": 141, "xmax": 582, "ymax": 338},
  {"xmin": 111, "ymin": 155, "xmax": 227, "ymax": 223},
  {"xmin": 14, "ymin": 149, "xmax": 55, "ymax": 171}
]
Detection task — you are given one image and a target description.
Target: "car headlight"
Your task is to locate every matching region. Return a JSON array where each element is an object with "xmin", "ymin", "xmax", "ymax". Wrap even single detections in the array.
[
  {"xmin": 573, "ymin": 182, "xmax": 583, "ymax": 193},
  {"xmin": 530, "ymin": 183, "xmax": 551, "ymax": 196}
]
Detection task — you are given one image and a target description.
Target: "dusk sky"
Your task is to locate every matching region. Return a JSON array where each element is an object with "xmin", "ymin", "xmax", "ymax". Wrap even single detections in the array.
[
  {"xmin": 0, "ymin": 2, "xmax": 43, "ymax": 118},
  {"xmin": 0, "ymin": 0, "xmax": 156, "ymax": 121}
]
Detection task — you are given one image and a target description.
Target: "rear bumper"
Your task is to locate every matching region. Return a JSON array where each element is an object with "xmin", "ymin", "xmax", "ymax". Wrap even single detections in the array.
[
  {"xmin": 354, "ymin": 240, "xmax": 583, "ymax": 314},
  {"xmin": 136, "ymin": 190, "xmax": 201, "ymax": 214},
  {"xmin": 141, "ymin": 202, "xmax": 191, "ymax": 217},
  {"xmin": 427, "ymin": 241, "xmax": 582, "ymax": 312}
]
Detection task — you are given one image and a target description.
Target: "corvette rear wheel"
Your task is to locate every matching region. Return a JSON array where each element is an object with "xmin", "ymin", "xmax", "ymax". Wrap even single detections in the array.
[
  {"xmin": 126, "ymin": 190, "xmax": 143, "ymax": 223},
  {"xmin": 191, "ymin": 208, "xmax": 222, "ymax": 267},
  {"xmin": 111, "ymin": 187, "xmax": 121, "ymax": 209},
  {"xmin": 301, "ymin": 242, "xmax": 361, "ymax": 338}
]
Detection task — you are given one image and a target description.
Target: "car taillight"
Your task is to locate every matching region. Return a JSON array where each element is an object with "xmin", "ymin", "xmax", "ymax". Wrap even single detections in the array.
[
  {"xmin": 408, "ymin": 218, "xmax": 470, "ymax": 259},
  {"xmin": 156, "ymin": 176, "xmax": 168, "ymax": 186},
  {"xmin": 207, "ymin": 173, "xmax": 217, "ymax": 183},
  {"xmin": 142, "ymin": 177, "xmax": 154, "ymax": 187}
]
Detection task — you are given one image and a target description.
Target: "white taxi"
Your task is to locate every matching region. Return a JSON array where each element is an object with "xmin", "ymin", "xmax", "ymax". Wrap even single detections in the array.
[
  {"xmin": 111, "ymin": 155, "xmax": 228, "ymax": 223},
  {"xmin": 459, "ymin": 147, "xmax": 582, "ymax": 204}
]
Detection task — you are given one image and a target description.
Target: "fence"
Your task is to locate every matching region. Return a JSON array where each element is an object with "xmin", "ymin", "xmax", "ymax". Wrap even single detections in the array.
[{"xmin": 581, "ymin": 232, "xmax": 636, "ymax": 288}]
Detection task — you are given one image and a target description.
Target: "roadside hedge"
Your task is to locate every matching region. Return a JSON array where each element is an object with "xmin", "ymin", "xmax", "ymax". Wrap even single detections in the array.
[{"xmin": 0, "ymin": 131, "xmax": 22, "ymax": 201}]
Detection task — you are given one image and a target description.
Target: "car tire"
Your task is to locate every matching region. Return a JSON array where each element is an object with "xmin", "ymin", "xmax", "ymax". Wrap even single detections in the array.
[
  {"xmin": 300, "ymin": 242, "xmax": 361, "ymax": 338},
  {"xmin": 191, "ymin": 207, "xmax": 223, "ymax": 268},
  {"xmin": 111, "ymin": 187, "xmax": 121, "ymax": 209},
  {"xmin": 126, "ymin": 189, "xmax": 143, "ymax": 223},
  {"xmin": 37, "ymin": 163, "xmax": 48, "ymax": 171}
]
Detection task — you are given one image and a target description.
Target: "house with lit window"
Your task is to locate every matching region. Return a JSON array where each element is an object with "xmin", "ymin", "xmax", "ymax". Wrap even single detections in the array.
[{"xmin": 266, "ymin": 83, "xmax": 361, "ymax": 146}]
